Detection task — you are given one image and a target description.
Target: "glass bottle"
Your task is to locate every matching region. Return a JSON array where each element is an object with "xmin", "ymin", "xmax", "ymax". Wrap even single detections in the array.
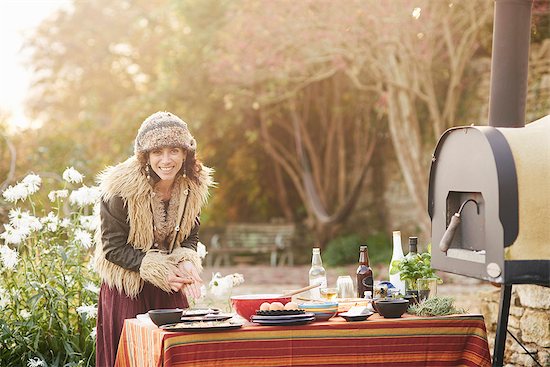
[
  {"xmin": 389, "ymin": 231, "xmax": 405, "ymax": 295},
  {"xmin": 389, "ymin": 231, "xmax": 406, "ymax": 295},
  {"xmin": 405, "ymin": 236, "xmax": 419, "ymax": 292},
  {"xmin": 406, "ymin": 236, "xmax": 418, "ymax": 259},
  {"xmin": 308, "ymin": 247, "xmax": 327, "ymax": 300},
  {"xmin": 356, "ymin": 245, "xmax": 373, "ymax": 299}
]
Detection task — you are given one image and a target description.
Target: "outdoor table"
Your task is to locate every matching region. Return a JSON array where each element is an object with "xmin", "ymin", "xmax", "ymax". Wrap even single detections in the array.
[{"xmin": 114, "ymin": 313, "xmax": 491, "ymax": 367}]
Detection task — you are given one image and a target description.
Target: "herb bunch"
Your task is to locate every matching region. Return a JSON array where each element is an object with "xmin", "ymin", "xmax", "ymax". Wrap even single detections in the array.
[{"xmin": 408, "ymin": 296, "xmax": 466, "ymax": 316}]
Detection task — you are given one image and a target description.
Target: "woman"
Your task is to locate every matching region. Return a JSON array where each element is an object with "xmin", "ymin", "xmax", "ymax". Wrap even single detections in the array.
[{"xmin": 93, "ymin": 111, "xmax": 214, "ymax": 366}]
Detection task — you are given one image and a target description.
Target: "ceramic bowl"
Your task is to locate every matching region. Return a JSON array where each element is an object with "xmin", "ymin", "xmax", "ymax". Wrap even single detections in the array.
[
  {"xmin": 148, "ymin": 308, "xmax": 183, "ymax": 326},
  {"xmin": 298, "ymin": 302, "xmax": 338, "ymax": 321},
  {"xmin": 374, "ymin": 299, "xmax": 409, "ymax": 318},
  {"xmin": 230, "ymin": 294, "xmax": 291, "ymax": 321}
]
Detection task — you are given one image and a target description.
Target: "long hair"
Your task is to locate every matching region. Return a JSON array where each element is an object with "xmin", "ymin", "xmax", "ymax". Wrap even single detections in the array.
[{"xmin": 136, "ymin": 148, "xmax": 203, "ymax": 184}]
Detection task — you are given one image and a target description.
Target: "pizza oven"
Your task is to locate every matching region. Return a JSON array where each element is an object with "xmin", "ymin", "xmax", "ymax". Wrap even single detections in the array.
[
  {"xmin": 428, "ymin": 1, "xmax": 549, "ymax": 364},
  {"xmin": 428, "ymin": 114, "xmax": 550, "ymax": 286}
]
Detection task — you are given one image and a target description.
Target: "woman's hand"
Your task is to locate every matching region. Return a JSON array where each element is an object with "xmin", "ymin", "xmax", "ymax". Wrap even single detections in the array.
[
  {"xmin": 167, "ymin": 267, "xmax": 194, "ymax": 293},
  {"xmin": 177, "ymin": 261, "xmax": 203, "ymax": 299}
]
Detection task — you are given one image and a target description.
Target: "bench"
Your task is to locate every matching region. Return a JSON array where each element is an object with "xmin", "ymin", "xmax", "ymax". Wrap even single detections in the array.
[{"xmin": 205, "ymin": 223, "xmax": 295, "ymax": 267}]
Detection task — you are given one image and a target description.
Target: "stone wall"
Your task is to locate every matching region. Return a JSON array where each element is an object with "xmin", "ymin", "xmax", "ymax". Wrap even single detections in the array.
[{"xmin": 480, "ymin": 285, "xmax": 550, "ymax": 367}]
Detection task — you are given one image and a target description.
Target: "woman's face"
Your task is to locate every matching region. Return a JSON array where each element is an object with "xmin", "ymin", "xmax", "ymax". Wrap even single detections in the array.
[{"xmin": 148, "ymin": 147, "xmax": 185, "ymax": 183}]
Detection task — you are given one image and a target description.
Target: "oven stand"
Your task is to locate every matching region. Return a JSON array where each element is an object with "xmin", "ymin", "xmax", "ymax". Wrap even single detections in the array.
[{"xmin": 493, "ymin": 284, "xmax": 512, "ymax": 366}]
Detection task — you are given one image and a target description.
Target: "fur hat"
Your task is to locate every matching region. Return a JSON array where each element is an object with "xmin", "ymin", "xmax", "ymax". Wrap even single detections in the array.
[{"xmin": 134, "ymin": 111, "xmax": 196, "ymax": 155}]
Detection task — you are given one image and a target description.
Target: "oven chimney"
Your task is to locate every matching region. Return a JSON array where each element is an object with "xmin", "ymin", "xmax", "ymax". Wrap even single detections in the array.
[{"xmin": 488, "ymin": 0, "xmax": 533, "ymax": 128}]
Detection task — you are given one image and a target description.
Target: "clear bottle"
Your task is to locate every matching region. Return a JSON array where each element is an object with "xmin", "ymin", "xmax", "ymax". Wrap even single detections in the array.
[
  {"xmin": 308, "ymin": 247, "xmax": 327, "ymax": 300},
  {"xmin": 389, "ymin": 231, "xmax": 406, "ymax": 295},
  {"xmin": 356, "ymin": 245, "xmax": 374, "ymax": 299}
]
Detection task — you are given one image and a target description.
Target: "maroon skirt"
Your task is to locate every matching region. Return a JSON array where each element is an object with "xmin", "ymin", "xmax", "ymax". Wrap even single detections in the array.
[{"xmin": 96, "ymin": 282, "xmax": 189, "ymax": 367}]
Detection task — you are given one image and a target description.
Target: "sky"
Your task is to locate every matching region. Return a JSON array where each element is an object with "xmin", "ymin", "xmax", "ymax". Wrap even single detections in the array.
[{"xmin": 0, "ymin": 0, "xmax": 70, "ymax": 131}]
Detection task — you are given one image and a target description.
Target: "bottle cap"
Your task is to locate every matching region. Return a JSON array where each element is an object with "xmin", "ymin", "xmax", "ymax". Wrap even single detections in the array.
[
  {"xmin": 392, "ymin": 230, "xmax": 401, "ymax": 235},
  {"xmin": 313, "ymin": 247, "xmax": 320, "ymax": 253},
  {"xmin": 360, "ymin": 245, "xmax": 368, "ymax": 251}
]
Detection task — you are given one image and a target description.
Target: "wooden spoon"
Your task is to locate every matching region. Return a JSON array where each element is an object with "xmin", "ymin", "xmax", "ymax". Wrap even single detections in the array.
[{"xmin": 281, "ymin": 283, "xmax": 322, "ymax": 297}]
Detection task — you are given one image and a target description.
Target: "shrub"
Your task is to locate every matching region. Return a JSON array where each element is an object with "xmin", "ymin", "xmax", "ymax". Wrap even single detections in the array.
[
  {"xmin": 324, "ymin": 232, "xmax": 391, "ymax": 267},
  {"xmin": 0, "ymin": 169, "xmax": 98, "ymax": 367}
]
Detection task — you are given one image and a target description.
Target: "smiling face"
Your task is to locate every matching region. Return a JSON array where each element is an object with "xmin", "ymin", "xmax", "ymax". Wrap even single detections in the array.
[{"xmin": 148, "ymin": 147, "xmax": 186, "ymax": 183}]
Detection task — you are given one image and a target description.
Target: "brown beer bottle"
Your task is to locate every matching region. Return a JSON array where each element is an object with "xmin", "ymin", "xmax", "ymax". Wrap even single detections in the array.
[{"xmin": 356, "ymin": 245, "xmax": 374, "ymax": 298}]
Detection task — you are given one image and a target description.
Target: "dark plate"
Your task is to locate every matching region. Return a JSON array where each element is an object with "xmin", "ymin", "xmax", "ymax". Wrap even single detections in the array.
[
  {"xmin": 251, "ymin": 316, "xmax": 315, "ymax": 326},
  {"xmin": 251, "ymin": 312, "xmax": 315, "ymax": 321},
  {"xmin": 179, "ymin": 313, "xmax": 234, "ymax": 323},
  {"xmin": 256, "ymin": 309, "xmax": 305, "ymax": 316},
  {"xmin": 160, "ymin": 321, "xmax": 243, "ymax": 332},
  {"xmin": 181, "ymin": 308, "xmax": 221, "ymax": 317},
  {"xmin": 339, "ymin": 311, "xmax": 373, "ymax": 322}
]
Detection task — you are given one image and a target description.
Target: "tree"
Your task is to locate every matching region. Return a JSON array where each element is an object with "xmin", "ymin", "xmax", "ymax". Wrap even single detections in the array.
[{"xmin": 209, "ymin": 0, "xmax": 380, "ymax": 241}]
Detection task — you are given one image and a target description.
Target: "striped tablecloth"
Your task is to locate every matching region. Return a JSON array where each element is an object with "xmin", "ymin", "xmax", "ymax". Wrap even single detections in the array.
[{"xmin": 115, "ymin": 314, "xmax": 491, "ymax": 367}]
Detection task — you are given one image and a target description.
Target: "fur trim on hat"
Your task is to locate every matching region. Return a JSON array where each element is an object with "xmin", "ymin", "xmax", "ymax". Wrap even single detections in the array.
[{"xmin": 134, "ymin": 111, "xmax": 196, "ymax": 155}]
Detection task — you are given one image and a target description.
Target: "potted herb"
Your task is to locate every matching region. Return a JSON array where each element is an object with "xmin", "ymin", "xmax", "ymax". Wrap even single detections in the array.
[{"xmin": 390, "ymin": 250, "xmax": 441, "ymax": 299}]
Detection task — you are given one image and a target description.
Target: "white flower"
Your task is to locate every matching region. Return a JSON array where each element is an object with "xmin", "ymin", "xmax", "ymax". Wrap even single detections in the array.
[
  {"xmin": 0, "ymin": 245, "xmax": 19, "ymax": 269},
  {"xmin": 80, "ymin": 215, "xmax": 99, "ymax": 231},
  {"xmin": 0, "ymin": 287, "xmax": 9, "ymax": 308},
  {"xmin": 209, "ymin": 272, "xmax": 245, "ymax": 297},
  {"xmin": 21, "ymin": 174, "xmax": 41, "ymax": 195},
  {"xmin": 197, "ymin": 241, "xmax": 207, "ymax": 259},
  {"xmin": 64, "ymin": 274, "xmax": 75, "ymax": 286},
  {"xmin": 60, "ymin": 218, "xmax": 71, "ymax": 228},
  {"xmin": 40, "ymin": 212, "xmax": 60, "ymax": 232},
  {"xmin": 48, "ymin": 189, "xmax": 69, "ymax": 202},
  {"xmin": 74, "ymin": 229, "xmax": 93, "ymax": 248},
  {"xmin": 20, "ymin": 309, "xmax": 31, "ymax": 319},
  {"xmin": 69, "ymin": 186, "xmax": 100, "ymax": 207},
  {"xmin": 9, "ymin": 209, "xmax": 42, "ymax": 232},
  {"xmin": 76, "ymin": 304, "xmax": 98, "ymax": 319},
  {"xmin": 2, "ymin": 183, "xmax": 29, "ymax": 202},
  {"xmin": 90, "ymin": 326, "xmax": 97, "ymax": 340},
  {"xmin": 84, "ymin": 282, "xmax": 100, "ymax": 294},
  {"xmin": 230, "ymin": 273, "xmax": 245, "ymax": 287},
  {"xmin": 27, "ymin": 357, "xmax": 45, "ymax": 367},
  {"xmin": 63, "ymin": 167, "xmax": 84, "ymax": 184},
  {"xmin": 0, "ymin": 224, "xmax": 29, "ymax": 245}
]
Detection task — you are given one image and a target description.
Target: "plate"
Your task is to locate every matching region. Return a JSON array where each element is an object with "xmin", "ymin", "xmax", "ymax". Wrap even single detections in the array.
[
  {"xmin": 250, "ymin": 316, "xmax": 315, "ymax": 326},
  {"xmin": 251, "ymin": 312, "xmax": 315, "ymax": 321},
  {"xmin": 256, "ymin": 309, "xmax": 305, "ymax": 316},
  {"xmin": 160, "ymin": 320, "xmax": 243, "ymax": 332},
  {"xmin": 339, "ymin": 311, "xmax": 373, "ymax": 322},
  {"xmin": 179, "ymin": 313, "xmax": 234, "ymax": 323},
  {"xmin": 181, "ymin": 308, "xmax": 221, "ymax": 317}
]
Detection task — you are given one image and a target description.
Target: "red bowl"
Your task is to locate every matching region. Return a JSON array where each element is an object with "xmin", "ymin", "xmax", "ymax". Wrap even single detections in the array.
[{"xmin": 230, "ymin": 294, "xmax": 291, "ymax": 321}]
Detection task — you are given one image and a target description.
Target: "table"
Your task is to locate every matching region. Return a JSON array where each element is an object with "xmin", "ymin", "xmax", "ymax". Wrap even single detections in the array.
[{"xmin": 115, "ymin": 314, "xmax": 491, "ymax": 367}]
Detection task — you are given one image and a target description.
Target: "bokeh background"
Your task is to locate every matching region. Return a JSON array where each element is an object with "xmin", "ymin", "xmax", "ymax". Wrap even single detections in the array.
[
  {"xmin": 1, "ymin": 1, "xmax": 549, "ymax": 261},
  {"xmin": 0, "ymin": 1, "xmax": 549, "ymax": 366}
]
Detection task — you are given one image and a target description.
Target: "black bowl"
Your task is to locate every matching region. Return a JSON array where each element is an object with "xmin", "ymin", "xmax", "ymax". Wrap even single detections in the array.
[
  {"xmin": 374, "ymin": 299, "xmax": 409, "ymax": 318},
  {"xmin": 148, "ymin": 308, "xmax": 183, "ymax": 326}
]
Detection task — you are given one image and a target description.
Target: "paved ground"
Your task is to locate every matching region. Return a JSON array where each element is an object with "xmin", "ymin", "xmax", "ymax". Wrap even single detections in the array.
[{"xmin": 203, "ymin": 264, "xmax": 495, "ymax": 313}]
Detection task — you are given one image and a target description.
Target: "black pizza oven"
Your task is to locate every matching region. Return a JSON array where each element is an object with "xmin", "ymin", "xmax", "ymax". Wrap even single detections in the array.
[{"xmin": 427, "ymin": 0, "xmax": 549, "ymax": 365}]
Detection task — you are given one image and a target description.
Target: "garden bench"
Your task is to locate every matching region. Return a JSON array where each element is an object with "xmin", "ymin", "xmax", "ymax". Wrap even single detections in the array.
[{"xmin": 205, "ymin": 223, "xmax": 295, "ymax": 267}]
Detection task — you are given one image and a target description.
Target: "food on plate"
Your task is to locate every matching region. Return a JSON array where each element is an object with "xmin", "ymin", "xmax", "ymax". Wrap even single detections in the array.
[
  {"xmin": 269, "ymin": 302, "xmax": 285, "ymax": 311},
  {"xmin": 284, "ymin": 301, "xmax": 299, "ymax": 310},
  {"xmin": 346, "ymin": 306, "xmax": 371, "ymax": 316},
  {"xmin": 260, "ymin": 302, "xmax": 271, "ymax": 311}
]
